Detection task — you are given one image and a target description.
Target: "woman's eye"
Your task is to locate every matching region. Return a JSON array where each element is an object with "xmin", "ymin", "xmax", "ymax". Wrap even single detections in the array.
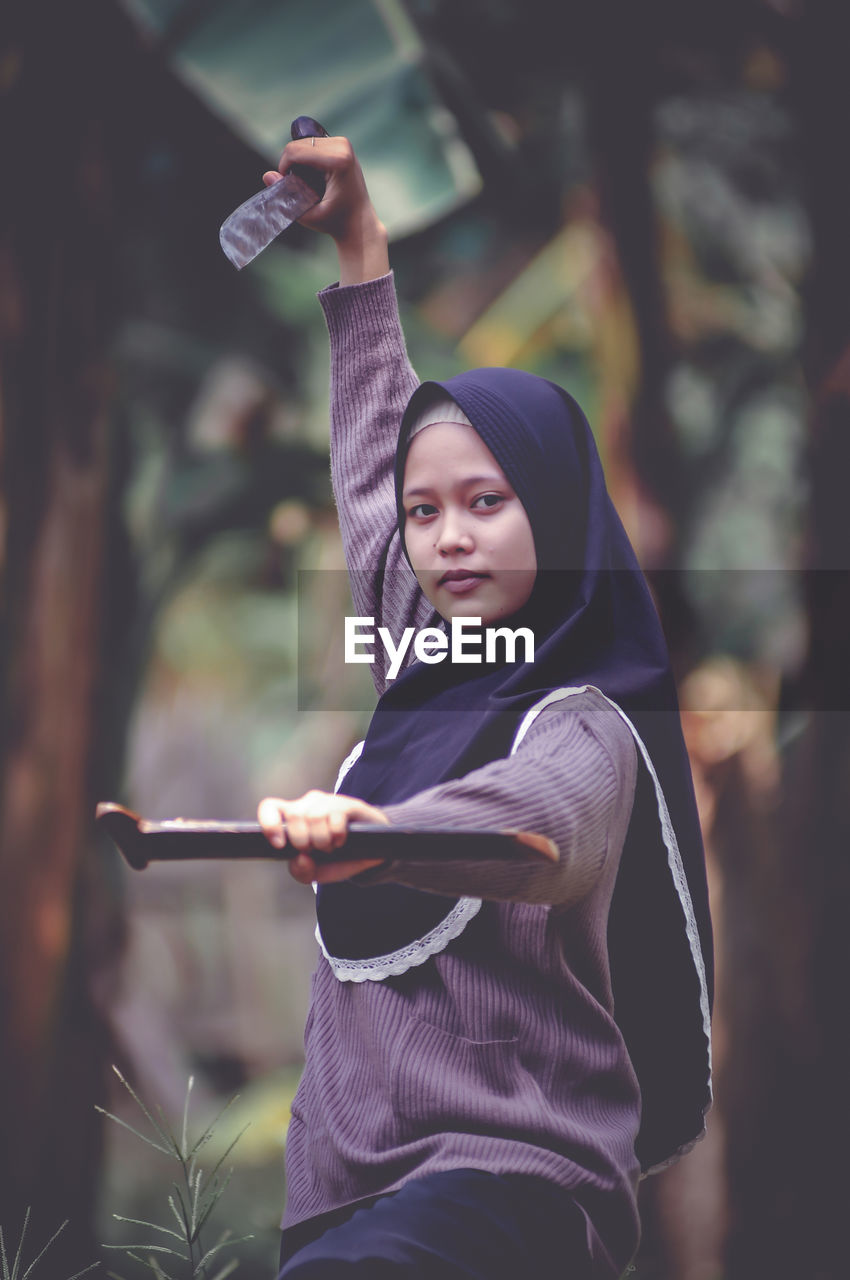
[
  {"xmin": 408, "ymin": 503, "xmax": 437, "ymax": 519},
  {"xmin": 472, "ymin": 493, "xmax": 503, "ymax": 510}
]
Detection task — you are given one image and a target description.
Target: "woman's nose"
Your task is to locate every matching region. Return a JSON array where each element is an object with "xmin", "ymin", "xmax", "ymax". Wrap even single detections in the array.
[{"xmin": 437, "ymin": 513, "xmax": 474, "ymax": 555}]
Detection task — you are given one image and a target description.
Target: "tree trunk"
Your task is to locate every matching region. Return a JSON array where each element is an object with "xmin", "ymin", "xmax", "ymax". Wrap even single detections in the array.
[
  {"xmin": 721, "ymin": 362, "xmax": 850, "ymax": 1280},
  {"xmin": 719, "ymin": 5, "xmax": 850, "ymax": 1274},
  {"xmin": 0, "ymin": 0, "xmax": 132, "ymax": 1268}
]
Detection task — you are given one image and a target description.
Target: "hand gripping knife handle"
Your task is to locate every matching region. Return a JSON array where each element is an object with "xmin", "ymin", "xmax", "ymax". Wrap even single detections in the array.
[{"xmin": 219, "ymin": 116, "xmax": 330, "ymax": 269}]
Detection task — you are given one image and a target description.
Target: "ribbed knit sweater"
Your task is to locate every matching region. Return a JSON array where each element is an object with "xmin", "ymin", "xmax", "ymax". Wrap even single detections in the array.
[{"xmin": 281, "ymin": 274, "xmax": 643, "ymax": 1275}]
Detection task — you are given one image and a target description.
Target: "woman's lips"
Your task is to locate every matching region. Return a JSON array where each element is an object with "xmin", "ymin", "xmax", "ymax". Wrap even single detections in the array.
[{"xmin": 438, "ymin": 571, "xmax": 490, "ymax": 595}]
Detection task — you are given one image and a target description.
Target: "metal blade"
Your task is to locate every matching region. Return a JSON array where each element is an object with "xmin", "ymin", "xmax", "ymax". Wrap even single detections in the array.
[{"xmin": 219, "ymin": 171, "xmax": 322, "ymax": 269}]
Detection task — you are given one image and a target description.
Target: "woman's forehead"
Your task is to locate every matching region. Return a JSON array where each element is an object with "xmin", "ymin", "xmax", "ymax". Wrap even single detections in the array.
[{"xmin": 402, "ymin": 421, "xmax": 507, "ymax": 490}]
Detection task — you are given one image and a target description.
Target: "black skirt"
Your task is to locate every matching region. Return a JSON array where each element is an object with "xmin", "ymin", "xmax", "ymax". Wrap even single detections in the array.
[{"xmin": 277, "ymin": 1168, "xmax": 623, "ymax": 1279}]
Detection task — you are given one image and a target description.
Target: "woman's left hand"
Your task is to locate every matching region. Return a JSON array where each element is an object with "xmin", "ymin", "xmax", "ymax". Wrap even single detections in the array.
[{"xmin": 257, "ymin": 790, "xmax": 388, "ymax": 884}]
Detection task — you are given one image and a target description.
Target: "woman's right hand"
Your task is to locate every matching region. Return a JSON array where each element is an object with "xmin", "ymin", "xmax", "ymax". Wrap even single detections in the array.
[
  {"xmin": 257, "ymin": 789, "xmax": 387, "ymax": 885},
  {"xmin": 263, "ymin": 135, "xmax": 389, "ymax": 285}
]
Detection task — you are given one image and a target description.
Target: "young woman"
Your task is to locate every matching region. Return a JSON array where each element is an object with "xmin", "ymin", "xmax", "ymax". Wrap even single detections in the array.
[{"xmin": 258, "ymin": 137, "xmax": 713, "ymax": 1280}]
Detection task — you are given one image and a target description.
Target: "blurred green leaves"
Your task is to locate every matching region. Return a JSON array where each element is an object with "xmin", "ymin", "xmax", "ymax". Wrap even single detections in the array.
[{"xmin": 119, "ymin": 0, "xmax": 481, "ymax": 236}]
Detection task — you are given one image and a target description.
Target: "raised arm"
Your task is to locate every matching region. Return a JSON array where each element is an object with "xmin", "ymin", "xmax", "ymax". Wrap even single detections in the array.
[{"xmin": 264, "ymin": 138, "xmax": 436, "ymax": 692}]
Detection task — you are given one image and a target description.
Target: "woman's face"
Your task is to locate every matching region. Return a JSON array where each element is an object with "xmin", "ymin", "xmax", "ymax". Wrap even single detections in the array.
[{"xmin": 401, "ymin": 421, "xmax": 537, "ymax": 624}]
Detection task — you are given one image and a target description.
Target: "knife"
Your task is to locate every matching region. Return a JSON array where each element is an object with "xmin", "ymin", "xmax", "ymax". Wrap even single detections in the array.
[
  {"xmin": 220, "ymin": 116, "xmax": 330, "ymax": 269},
  {"xmin": 95, "ymin": 802, "xmax": 558, "ymax": 871}
]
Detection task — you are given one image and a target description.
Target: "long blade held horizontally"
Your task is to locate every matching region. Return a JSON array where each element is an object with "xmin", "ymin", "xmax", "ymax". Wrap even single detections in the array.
[
  {"xmin": 219, "ymin": 171, "xmax": 321, "ymax": 270},
  {"xmin": 94, "ymin": 803, "xmax": 559, "ymax": 870}
]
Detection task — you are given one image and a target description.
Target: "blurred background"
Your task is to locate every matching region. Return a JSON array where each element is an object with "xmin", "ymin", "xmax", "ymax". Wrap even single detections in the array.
[{"xmin": 1, "ymin": 1, "xmax": 848, "ymax": 1276}]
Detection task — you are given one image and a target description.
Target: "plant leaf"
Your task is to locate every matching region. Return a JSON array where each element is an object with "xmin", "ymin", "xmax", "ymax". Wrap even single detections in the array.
[
  {"xmin": 204, "ymin": 1124, "xmax": 251, "ymax": 1187},
  {"xmin": 145, "ymin": 1261, "xmax": 174, "ymax": 1280},
  {"xmin": 167, "ymin": 1195, "xmax": 185, "ymax": 1235},
  {"xmin": 153, "ymin": 1104, "xmax": 182, "ymax": 1159},
  {"xmin": 195, "ymin": 1169, "xmax": 234, "ymax": 1237},
  {"xmin": 95, "ymin": 1107, "xmax": 171, "ymax": 1157},
  {"xmin": 111, "ymin": 1216, "xmax": 183, "ymax": 1242},
  {"xmin": 21, "ymin": 1217, "xmax": 68, "ymax": 1280},
  {"xmin": 11, "ymin": 1206, "xmax": 30, "ymax": 1280},
  {"xmin": 145, "ymin": 1262, "xmax": 170, "ymax": 1280},
  {"xmin": 169, "ymin": 1184, "xmax": 190, "ymax": 1238},
  {"xmin": 191, "ymin": 1237, "xmax": 252, "ymax": 1278},
  {"xmin": 181, "ymin": 1076, "xmax": 194, "ymax": 1161},
  {"xmin": 206, "ymin": 1262, "xmax": 239, "ymax": 1280},
  {"xmin": 186, "ymin": 1094, "xmax": 240, "ymax": 1161},
  {"xmin": 122, "ymin": 1257, "xmax": 175, "ymax": 1280},
  {"xmin": 101, "ymin": 1244, "xmax": 182, "ymax": 1258},
  {"xmin": 188, "ymin": 1167, "xmax": 203, "ymax": 1240},
  {"xmin": 110, "ymin": 1066, "xmax": 173, "ymax": 1151}
]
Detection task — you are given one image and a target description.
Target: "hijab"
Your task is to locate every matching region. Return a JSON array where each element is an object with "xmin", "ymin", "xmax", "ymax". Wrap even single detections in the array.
[{"xmin": 317, "ymin": 367, "xmax": 713, "ymax": 1174}]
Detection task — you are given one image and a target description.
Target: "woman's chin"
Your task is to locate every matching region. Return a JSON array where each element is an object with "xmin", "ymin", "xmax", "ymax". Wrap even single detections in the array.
[{"xmin": 438, "ymin": 602, "xmax": 490, "ymax": 625}]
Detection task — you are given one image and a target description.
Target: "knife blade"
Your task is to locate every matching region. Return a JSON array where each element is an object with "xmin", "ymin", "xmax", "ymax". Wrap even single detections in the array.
[
  {"xmin": 94, "ymin": 802, "xmax": 558, "ymax": 871},
  {"xmin": 220, "ymin": 116, "xmax": 329, "ymax": 269}
]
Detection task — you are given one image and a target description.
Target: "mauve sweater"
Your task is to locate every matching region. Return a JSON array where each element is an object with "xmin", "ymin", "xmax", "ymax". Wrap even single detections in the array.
[{"xmin": 281, "ymin": 274, "xmax": 643, "ymax": 1274}]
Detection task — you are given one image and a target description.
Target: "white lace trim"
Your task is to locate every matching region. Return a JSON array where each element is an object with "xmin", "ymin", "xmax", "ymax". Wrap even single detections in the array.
[
  {"xmin": 639, "ymin": 1098, "xmax": 712, "ymax": 1178},
  {"xmin": 333, "ymin": 739, "xmax": 365, "ymax": 794},
  {"xmin": 316, "ymin": 689, "xmax": 584, "ymax": 983},
  {"xmin": 515, "ymin": 685, "xmax": 713, "ymax": 1099},
  {"xmin": 319, "ymin": 737, "xmax": 484, "ymax": 982},
  {"xmin": 316, "ymin": 896, "xmax": 483, "ymax": 983}
]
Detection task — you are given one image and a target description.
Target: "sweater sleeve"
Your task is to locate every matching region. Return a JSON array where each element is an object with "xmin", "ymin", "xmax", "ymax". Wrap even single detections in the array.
[
  {"xmin": 357, "ymin": 688, "xmax": 638, "ymax": 909},
  {"xmin": 319, "ymin": 273, "xmax": 438, "ymax": 695}
]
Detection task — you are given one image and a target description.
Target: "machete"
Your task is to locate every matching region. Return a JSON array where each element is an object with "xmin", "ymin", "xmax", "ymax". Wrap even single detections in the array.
[{"xmin": 95, "ymin": 803, "xmax": 558, "ymax": 872}]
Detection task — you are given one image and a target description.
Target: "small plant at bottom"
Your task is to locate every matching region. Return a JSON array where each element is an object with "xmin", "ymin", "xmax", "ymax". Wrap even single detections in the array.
[
  {"xmin": 0, "ymin": 1209, "xmax": 99, "ymax": 1280},
  {"xmin": 97, "ymin": 1066, "xmax": 252, "ymax": 1280}
]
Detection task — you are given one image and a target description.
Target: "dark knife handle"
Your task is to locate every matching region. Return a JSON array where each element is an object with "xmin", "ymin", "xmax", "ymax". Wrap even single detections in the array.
[{"xmin": 290, "ymin": 116, "xmax": 330, "ymax": 199}]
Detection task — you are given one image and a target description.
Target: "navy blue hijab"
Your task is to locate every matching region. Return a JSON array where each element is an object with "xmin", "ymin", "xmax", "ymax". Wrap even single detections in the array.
[{"xmin": 318, "ymin": 368, "xmax": 713, "ymax": 1173}]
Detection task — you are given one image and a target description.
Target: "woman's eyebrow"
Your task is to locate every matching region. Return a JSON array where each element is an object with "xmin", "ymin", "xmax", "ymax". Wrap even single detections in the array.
[
  {"xmin": 459, "ymin": 474, "xmax": 507, "ymax": 488},
  {"xmin": 403, "ymin": 474, "xmax": 507, "ymax": 500}
]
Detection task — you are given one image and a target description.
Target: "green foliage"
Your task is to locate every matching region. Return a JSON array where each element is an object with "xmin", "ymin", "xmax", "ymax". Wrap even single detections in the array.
[
  {"xmin": 0, "ymin": 1211, "xmax": 98, "ymax": 1280},
  {"xmin": 98, "ymin": 1069, "xmax": 251, "ymax": 1280},
  {"xmin": 119, "ymin": 0, "xmax": 480, "ymax": 237}
]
